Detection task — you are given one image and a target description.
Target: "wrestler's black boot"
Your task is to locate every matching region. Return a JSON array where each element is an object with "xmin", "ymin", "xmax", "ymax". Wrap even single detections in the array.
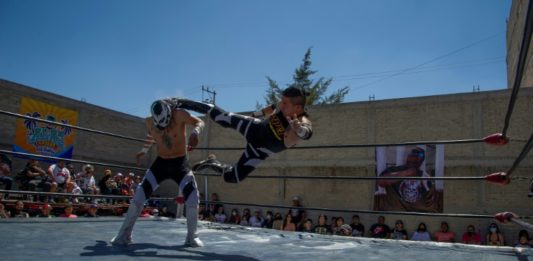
[{"xmin": 192, "ymin": 158, "xmax": 231, "ymax": 175}]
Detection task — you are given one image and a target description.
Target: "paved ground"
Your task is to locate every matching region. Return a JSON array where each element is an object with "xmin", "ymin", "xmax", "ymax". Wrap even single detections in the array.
[{"xmin": 0, "ymin": 217, "xmax": 531, "ymax": 261}]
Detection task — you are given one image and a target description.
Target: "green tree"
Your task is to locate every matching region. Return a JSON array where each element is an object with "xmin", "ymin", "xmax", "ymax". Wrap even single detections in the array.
[{"xmin": 262, "ymin": 48, "xmax": 349, "ymax": 107}]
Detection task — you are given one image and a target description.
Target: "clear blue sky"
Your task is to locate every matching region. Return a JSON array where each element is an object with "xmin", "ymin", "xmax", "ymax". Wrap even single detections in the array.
[{"xmin": 0, "ymin": 0, "xmax": 511, "ymax": 117}]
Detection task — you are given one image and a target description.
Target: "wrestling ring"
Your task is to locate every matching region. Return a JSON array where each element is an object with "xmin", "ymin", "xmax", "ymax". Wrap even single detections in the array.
[{"xmin": 0, "ymin": 6, "xmax": 532, "ymax": 259}]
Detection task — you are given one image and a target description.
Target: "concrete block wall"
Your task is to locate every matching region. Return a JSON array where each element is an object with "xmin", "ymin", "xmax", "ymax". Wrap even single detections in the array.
[{"xmin": 507, "ymin": 0, "xmax": 533, "ymax": 89}]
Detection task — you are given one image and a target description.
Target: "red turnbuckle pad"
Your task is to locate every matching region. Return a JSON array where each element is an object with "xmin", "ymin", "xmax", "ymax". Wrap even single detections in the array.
[
  {"xmin": 484, "ymin": 172, "xmax": 511, "ymax": 185},
  {"xmin": 175, "ymin": 196, "xmax": 185, "ymax": 204},
  {"xmin": 483, "ymin": 133, "xmax": 509, "ymax": 146},
  {"xmin": 494, "ymin": 212, "xmax": 517, "ymax": 223}
]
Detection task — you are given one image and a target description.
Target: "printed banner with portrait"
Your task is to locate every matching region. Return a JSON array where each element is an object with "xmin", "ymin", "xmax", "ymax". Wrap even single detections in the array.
[
  {"xmin": 373, "ymin": 145, "xmax": 444, "ymax": 213},
  {"xmin": 13, "ymin": 97, "xmax": 78, "ymax": 159}
]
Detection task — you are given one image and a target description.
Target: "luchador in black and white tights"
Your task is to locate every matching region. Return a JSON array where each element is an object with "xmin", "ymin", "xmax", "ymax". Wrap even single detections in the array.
[{"xmin": 111, "ymin": 156, "xmax": 201, "ymax": 246}]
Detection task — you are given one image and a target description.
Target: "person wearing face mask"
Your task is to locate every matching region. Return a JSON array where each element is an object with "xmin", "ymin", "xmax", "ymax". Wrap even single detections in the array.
[
  {"xmin": 462, "ymin": 225, "xmax": 481, "ymax": 244},
  {"xmin": 227, "ymin": 208, "xmax": 241, "ymax": 224},
  {"xmin": 486, "ymin": 223, "xmax": 505, "ymax": 246},
  {"xmin": 411, "ymin": 222, "xmax": 431, "ymax": 241},
  {"xmin": 263, "ymin": 211, "xmax": 274, "ymax": 229}
]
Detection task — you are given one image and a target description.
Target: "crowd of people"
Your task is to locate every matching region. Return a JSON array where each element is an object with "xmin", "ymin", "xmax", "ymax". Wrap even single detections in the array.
[{"xmin": 0, "ymin": 155, "xmax": 531, "ymax": 248}]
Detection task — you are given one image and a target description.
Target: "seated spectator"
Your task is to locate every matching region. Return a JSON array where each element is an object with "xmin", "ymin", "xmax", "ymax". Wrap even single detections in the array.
[
  {"xmin": 391, "ymin": 219, "xmax": 408, "ymax": 240},
  {"xmin": 350, "ymin": 214, "xmax": 365, "ymax": 237},
  {"xmin": 98, "ymin": 169, "xmax": 113, "ymax": 196},
  {"xmin": 203, "ymin": 210, "xmax": 215, "ymax": 222},
  {"xmin": 290, "ymin": 196, "xmax": 305, "ymax": 225},
  {"xmin": 301, "ymin": 218, "xmax": 314, "ymax": 233},
  {"xmin": 0, "ymin": 202, "xmax": 10, "ymax": 218},
  {"xmin": 159, "ymin": 205, "xmax": 175, "ymax": 218},
  {"xmin": 411, "ymin": 222, "xmax": 431, "ymax": 241},
  {"xmin": 242, "ymin": 208, "xmax": 251, "ymax": 219},
  {"xmin": 313, "ymin": 214, "xmax": 332, "ymax": 235},
  {"xmin": 338, "ymin": 224, "xmax": 353, "ymax": 236},
  {"xmin": 296, "ymin": 211, "xmax": 308, "ymax": 231},
  {"xmin": 239, "ymin": 211, "xmax": 250, "ymax": 226},
  {"xmin": 37, "ymin": 204, "xmax": 55, "ymax": 218},
  {"xmin": 65, "ymin": 181, "xmax": 83, "ymax": 203},
  {"xmin": 263, "ymin": 211, "xmax": 274, "ymax": 229},
  {"xmin": 334, "ymin": 217, "xmax": 346, "ymax": 235},
  {"xmin": 249, "ymin": 210, "xmax": 264, "ymax": 227},
  {"xmin": 121, "ymin": 174, "xmax": 134, "ymax": 197},
  {"xmin": 84, "ymin": 204, "xmax": 98, "ymax": 218},
  {"xmin": 198, "ymin": 204, "xmax": 207, "ymax": 220},
  {"xmin": 16, "ymin": 160, "xmax": 50, "ymax": 198},
  {"xmin": 515, "ymin": 230, "xmax": 532, "ymax": 248},
  {"xmin": 434, "ymin": 221, "xmax": 455, "ymax": 243},
  {"xmin": 140, "ymin": 205, "xmax": 153, "ymax": 217},
  {"xmin": 272, "ymin": 212, "xmax": 284, "ymax": 230},
  {"xmin": 11, "ymin": 200, "xmax": 29, "ymax": 218},
  {"xmin": 486, "ymin": 222, "xmax": 504, "ymax": 246},
  {"xmin": 330, "ymin": 216, "xmax": 338, "ymax": 234},
  {"xmin": 214, "ymin": 206, "xmax": 227, "ymax": 223},
  {"xmin": 111, "ymin": 173, "xmax": 124, "ymax": 196},
  {"xmin": 59, "ymin": 203, "xmax": 78, "ymax": 218},
  {"xmin": 462, "ymin": 225, "xmax": 481, "ymax": 245},
  {"xmin": 0, "ymin": 154, "xmax": 13, "ymax": 199},
  {"xmin": 208, "ymin": 192, "xmax": 223, "ymax": 216},
  {"xmin": 79, "ymin": 164, "xmax": 98, "ymax": 195},
  {"xmin": 47, "ymin": 160, "xmax": 71, "ymax": 193},
  {"xmin": 282, "ymin": 212, "xmax": 296, "ymax": 231},
  {"xmin": 369, "ymin": 216, "xmax": 391, "ymax": 238},
  {"xmin": 151, "ymin": 208, "xmax": 159, "ymax": 217},
  {"xmin": 227, "ymin": 208, "xmax": 241, "ymax": 224}
]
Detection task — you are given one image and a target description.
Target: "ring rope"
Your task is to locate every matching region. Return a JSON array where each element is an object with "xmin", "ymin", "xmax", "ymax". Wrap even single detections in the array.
[
  {"xmin": 202, "ymin": 200, "xmax": 533, "ymax": 220},
  {"xmin": 505, "ymin": 132, "xmax": 533, "ymax": 177},
  {"xmin": 501, "ymin": 0, "xmax": 533, "ymax": 138},
  {"xmin": 2, "ymin": 149, "xmax": 529, "ymax": 182},
  {"xmin": 0, "ymin": 189, "xmax": 174, "ymax": 201}
]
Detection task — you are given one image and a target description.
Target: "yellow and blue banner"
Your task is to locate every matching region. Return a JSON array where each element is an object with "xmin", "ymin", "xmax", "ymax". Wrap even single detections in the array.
[{"xmin": 13, "ymin": 97, "xmax": 78, "ymax": 159}]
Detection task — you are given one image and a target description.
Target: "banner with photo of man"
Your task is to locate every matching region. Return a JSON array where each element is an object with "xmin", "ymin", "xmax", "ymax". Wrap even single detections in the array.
[
  {"xmin": 13, "ymin": 97, "xmax": 78, "ymax": 159},
  {"xmin": 373, "ymin": 145, "xmax": 444, "ymax": 213}
]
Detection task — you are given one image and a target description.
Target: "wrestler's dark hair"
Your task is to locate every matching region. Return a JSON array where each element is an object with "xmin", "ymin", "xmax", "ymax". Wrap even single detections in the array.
[{"xmin": 282, "ymin": 85, "xmax": 308, "ymax": 106}]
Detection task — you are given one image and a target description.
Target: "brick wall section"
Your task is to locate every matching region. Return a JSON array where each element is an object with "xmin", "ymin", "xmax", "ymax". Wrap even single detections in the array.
[{"xmin": 507, "ymin": 0, "xmax": 533, "ymax": 89}]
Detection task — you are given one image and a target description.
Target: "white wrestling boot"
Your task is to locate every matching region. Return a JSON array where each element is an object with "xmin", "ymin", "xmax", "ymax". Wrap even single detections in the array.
[
  {"xmin": 110, "ymin": 204, "xmax": 142, "ymax": 246},
  {"xmin": 184, "ymin": 206, "xmax": 204, "ymax": 247}
]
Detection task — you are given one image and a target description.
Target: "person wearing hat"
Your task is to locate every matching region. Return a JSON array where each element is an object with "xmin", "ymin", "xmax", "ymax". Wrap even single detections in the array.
[
  {"xmin": 176, "ymin": 85, "xmax": 313, "ymax": 183},
  {"xmin": 37, "ymin": 204, "xmax": 54, "ymax": 218},
  {"xmin": 84, "ymin": 204, "xmax": 99, "ymax": 218}
]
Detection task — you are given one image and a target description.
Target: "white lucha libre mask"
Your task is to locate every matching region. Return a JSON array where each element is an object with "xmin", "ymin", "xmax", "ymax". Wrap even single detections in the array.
[{"xmin": 151, "ymin": 100, "xmax": 172, "ymax": 129}]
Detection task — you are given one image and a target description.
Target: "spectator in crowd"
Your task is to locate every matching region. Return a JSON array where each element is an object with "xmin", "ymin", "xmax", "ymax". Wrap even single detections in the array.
[
  {"xmin": 65, "ymin": 181, "xmax": 83, "ymax": 203},
  {"xmin": 0, "ymin": 202, "xmax": 10, "ymax": 218},
  {"xmin": 263, "ymin": 211, "xmax": 274, "ymax": 229},
  {"xmin": 330, "ymin": 217, "xmax": 338, "ymax": 234},
  {"xmin": 11, "ymin": 200, "xmax": 29, "ymax": 218},
  {"xmin": 140, "ymin": 205, "xmax": 154, "ymax": 218},
  {"xmin": 302, "ymin": 218, "xmax": 314, "ymax": 233},
  {"xmin": 151, "ymin": 209, "xmax": 159, "ymax": 217},
  {"xmin": 296, "ymin": 211, "xmax": 308, "ymax": 231},
  {"xmin": 0, "ymin": 154, "xmax": 13, "ymax": 199},
  {"xmin": 282, "ymin": 212, "xmax": 296, "ymax": 231},
  {"xmin": 159, "ymin": 205, "xmax": 175, "ymax": 218},
  {"xmin": 334, "ymin": 217, "xmax": 346, "ymax": 235},
  {"xmin": 462, "ymin": 225, "xmax": 481, "ymax": 245},
  {"xmin": 79, "ymin": 164, "xmax": 98, "ymax": 196},
  {"xmin": 350, "ymin": 214, "xmax": 365, "ymax": 237},
  {"xmin": 434, "ymin": 221, "xmax": 455, "ymax": 243},
  {"xmin": 485, "ymin": 222, "xmax": 504, "ymax": 246},
  {"xmin": 338, "ymin": 224, "xmax": 353, "ymax": 237},
  {"xmin": 242, "ymin": 208, "xmax": 251, "ymax": 218},
  {"xmin": 411, "ymin": 222, "xmax": 431, "ymax": 241},
  {"xmin": 112, "ymin": 173, "xmax": 124, "ymax": 196},
  {"xmin": 132, "ymin": 175, "xmax": 142, "ymax": 193},
  {"xmin": 47, "ymin": 160, "xmax": 71, "ymax": 193},
  {"xmin": 37, "ymin": 204, "xmax": 54, "ymax": 218},
  {"xmin": 198, "ymin": 204, "xmax": 207, "ymax": 220},
  {"xmin": 214, "ymin": 206, "xmax": 227, "ymax": 223},
  {"xmin": 59, "ymin": 203, "xmax": 78, "ymax": 218},
  {"xmin": 272, "ymin": 212, "xmax": 284, "ymax": 230},
  {"xmin": 313, "ymin": 214, "xmax": 332, "ymax": 235},
  {"xmin": 290, "ymin": 196, "xmax": 305, "ymax": 225},
  {"xmin": 369, "ymin": 216, "xmax": 391, "ymax": 238},
  {"xmin": 208, "ymin": 193, "xmax": 223, "ymax": 216},
  {"xmin": 84, "ymin": 204, "xmax": 98, "ymax": 218},
  {"xmin": 515, "ymin": 230, "xmax": 532, "ymax": 248},
  {"xmin": 16, "ymin": 159, "xmax": 51, "ymax": 202},
  {"xmin": 227, "ymin": 208, "xmax": 241, "ymax": 224},
  {"xmin": 240, "ymin": 211, "xmax": 251, "ymax": 226},
  {"xmin": 203, "ymin": 210, "xmax": 215, "ymax": 222},
  {"xmin": 98, "ymin": 169, "xmax": 113, "ymax": 196},
  {"xmin": 391, "ymin": 219, "xmax": 408, "ymax": 240},
  {"xmin": 249, "ymin": 210, "xmax": 264, "ymax": 227}
]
